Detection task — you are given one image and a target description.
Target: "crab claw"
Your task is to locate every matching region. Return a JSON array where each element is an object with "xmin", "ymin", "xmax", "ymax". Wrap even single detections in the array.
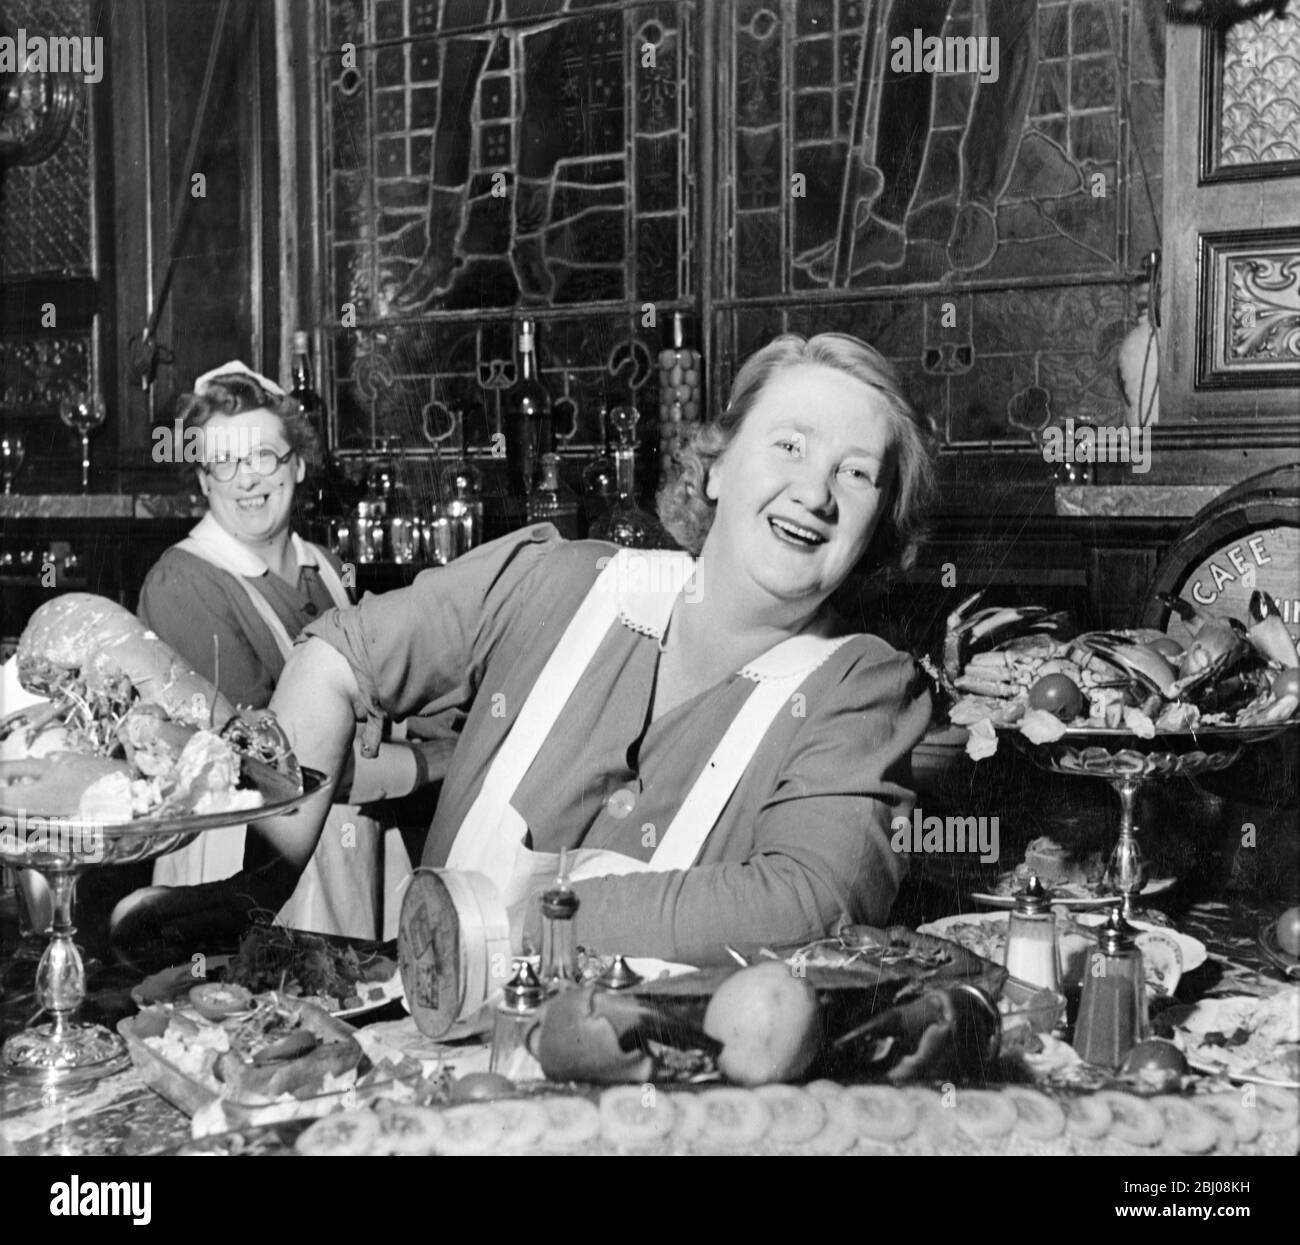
[
  {"xmin": 533, "ymin": 985, "xmax": 663, "ymax": 1084},
  {"xmin": 1247, "ymin": 590, "xmax": 1300, "ymax": 668},
  {"xmin": 0, "ymin": 698, "xmax": 70, "ymax": 747},
  {"xmin": 1073, "ymin": 634, "xmax": 1178, "ymax": 698},
  {"xmin": 942, "ymin": 601, "xmax": 1058, "ymax": 679},
  {"xmin": 945, "ymin": 590, "xmax": 987, "ymax": 633}
]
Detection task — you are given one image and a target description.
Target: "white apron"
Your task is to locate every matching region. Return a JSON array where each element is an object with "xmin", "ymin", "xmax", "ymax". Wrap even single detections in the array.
[
  {"xmin": 445, "ymin": 548, "xmax": 853, "ymax": 960},
  {"xmin": 151, "ymin": 529, "xmax": 410, "ymax": 940}
]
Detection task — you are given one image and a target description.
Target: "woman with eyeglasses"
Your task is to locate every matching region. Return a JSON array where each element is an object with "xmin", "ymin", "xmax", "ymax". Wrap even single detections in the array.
[{"xmin": 130, "ymin": 363, "xmax": 435, "ymax": 939}]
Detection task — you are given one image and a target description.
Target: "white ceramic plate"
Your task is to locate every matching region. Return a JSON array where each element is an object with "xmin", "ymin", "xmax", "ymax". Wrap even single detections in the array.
[
  {"xmin": 918, "ymin": 910, "xmax": 1205, "ymax": 993},
  {"xmin": 1168, "ymin": 990, "xmax": 1300, "ymax": 1088}
]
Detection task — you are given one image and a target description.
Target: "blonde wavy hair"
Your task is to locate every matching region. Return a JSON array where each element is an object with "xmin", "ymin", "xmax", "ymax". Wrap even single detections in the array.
[{"xmin": 657, "ymin": 333, "xmax": 937, "ymax": 573}]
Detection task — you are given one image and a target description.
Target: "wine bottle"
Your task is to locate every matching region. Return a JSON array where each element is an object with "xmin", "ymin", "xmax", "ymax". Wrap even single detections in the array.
[
  {"xmin": 505, "ymin": 319, "xmax": 553, "ymax": 497},
  {"xmin": 290, "ymin": 330, "xmax": 346, "ymax": 541},
  {"xmin": 526, "ymin": 452, "xmax": 580, "ymax": 539}
]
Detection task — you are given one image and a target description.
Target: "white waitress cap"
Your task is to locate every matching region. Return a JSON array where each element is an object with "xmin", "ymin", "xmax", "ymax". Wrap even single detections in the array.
[{"xmin": 192, "ymin": 360, "xmax": 286, "ymax": 398}]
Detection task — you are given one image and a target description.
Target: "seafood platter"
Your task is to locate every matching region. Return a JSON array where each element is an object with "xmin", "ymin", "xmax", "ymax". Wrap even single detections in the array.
[
  {"xmin": 937, "ymin": 587, "xmax": 1300, "ymax": 759},
  {"xmin": 0, "ymin": 593, "xmax": 320, "ymax": 1082}
]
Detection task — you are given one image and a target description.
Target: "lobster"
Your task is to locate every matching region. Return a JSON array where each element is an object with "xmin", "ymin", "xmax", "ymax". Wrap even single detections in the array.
[{"xmin": 0, "ymin": 593, "xmax": 301, "ymax": 819}]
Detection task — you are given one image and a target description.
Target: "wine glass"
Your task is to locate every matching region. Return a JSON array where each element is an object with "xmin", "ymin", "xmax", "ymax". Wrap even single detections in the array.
[
  {"xmin": 58, "ymin": 392, "xmax": 107, "ymax": 492},
  {"xmin": 0, "ymin": 431, "xmax": 25, "ymax": 494}
]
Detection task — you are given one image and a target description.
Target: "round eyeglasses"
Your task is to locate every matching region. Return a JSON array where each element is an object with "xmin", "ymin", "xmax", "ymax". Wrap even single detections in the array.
[{"xmin": 202, "ymin": 446, "xmax": 295, "ymax": 483}]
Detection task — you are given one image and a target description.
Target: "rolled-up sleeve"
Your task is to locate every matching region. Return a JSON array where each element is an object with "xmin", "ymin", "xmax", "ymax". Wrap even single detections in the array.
[
  {"xmin": 300, "ymin": 524, "xmax": 563, "ymax": 722},
  {"xmin": 568, "ymin": 649, "xmax": 933, "ymax": 964}
]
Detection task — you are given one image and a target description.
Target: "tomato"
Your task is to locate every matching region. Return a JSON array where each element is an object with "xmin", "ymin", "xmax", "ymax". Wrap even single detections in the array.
[
  {"xmin": 189, "ymin": 982, "xmax": 253, "ymax": 1021},
  {"xmin": 448, "ymin": 1071, "xmax": 515, "ymax": 1103},
  {"xmin": 1275, "ymin": 906, "xmax": 1300, "ymax": 958},
  {"xmin": 1271, "ymin": 668, "xmax": 1300, "ymax": 702},
  {"xmin": 1026, "ymin": 674, "xmax": 1085, "ymax": 722},
  {"xmin": 1147, "ymin": 637, "xmax": 1184, "ymax": 663}
]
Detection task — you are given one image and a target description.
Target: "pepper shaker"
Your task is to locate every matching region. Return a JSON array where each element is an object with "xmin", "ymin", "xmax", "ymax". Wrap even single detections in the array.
[{"xmin": 1072, "ymin": 908, "xmax": 1149, "ymax": 1069}]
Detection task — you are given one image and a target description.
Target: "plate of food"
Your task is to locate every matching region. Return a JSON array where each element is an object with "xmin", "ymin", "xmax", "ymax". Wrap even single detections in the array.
[
  {"xmin": 971, "ymin": 836, "xmax": 1176, "ymax": 908},
  {"xmin": 117, "ymin": 991, "xmax": 423, "ymax": 1130},
  {"xmin": 131, "ymin": 924, "xmax": 403, "ymax": 1019},
  {"xmin": 1166, "ymin": 988, "xmax": 1300, "ymax": 1088},
  {"xmin": 918, "ymin": 911, "xmax": 1203, "ymax": 996}
]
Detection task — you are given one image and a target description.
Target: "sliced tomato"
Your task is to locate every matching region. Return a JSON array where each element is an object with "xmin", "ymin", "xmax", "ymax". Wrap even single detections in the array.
[{"xmin": 189, "ymin": 982, "xmax": 254, "ymax": 1021}]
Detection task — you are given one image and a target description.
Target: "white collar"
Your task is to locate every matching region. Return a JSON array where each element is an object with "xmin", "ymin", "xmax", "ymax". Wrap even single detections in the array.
[
  {"xmin": 187, "ymin": 512, "xmax": 319, "ymax": 578},
  {"xmin": 608, "ymin": 548, "xmax": 854, "ymax": 683}
]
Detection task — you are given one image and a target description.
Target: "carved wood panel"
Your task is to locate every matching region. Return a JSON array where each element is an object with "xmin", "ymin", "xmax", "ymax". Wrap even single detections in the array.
[{"xmin": 1197, "ymin": 229, "xmax": 1300, "ymax": 387}]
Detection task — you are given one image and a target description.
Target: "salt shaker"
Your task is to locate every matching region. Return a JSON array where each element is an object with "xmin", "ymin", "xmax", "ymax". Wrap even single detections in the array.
[
  {"xmin": 1072, "ymin": 907, "xmax": 1149, "ymax": 1069},
  {"xmin": 489, "ymin": 960, "xmax": 545, "ymax": 1081},
  {"xmin": 1004, "ymin": 875, "xmax": 1060, "ymax": 992}
]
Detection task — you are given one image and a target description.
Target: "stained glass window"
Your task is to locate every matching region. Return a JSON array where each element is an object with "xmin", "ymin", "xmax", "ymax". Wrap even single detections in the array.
[{"xmin": 319, "ymin": 0, "xmax": 697, "ymax": 454}]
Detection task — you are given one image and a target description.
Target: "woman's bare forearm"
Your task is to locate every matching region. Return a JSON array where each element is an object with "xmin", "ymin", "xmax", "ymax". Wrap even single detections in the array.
[{"xmin": 251, "ymin": 637, "xmax": 361, "ymax": 869}]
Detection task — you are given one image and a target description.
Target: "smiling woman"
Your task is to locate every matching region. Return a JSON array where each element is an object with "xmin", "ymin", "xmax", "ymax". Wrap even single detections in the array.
[
  {"xmin": 121, "ymin": 363, "xmax": 430, "ymax": 942},
  {"xmin": 659, "ymin": 334, "xmax": 937, "ymax": 580},
  {"xmin": 114, "ymin": 333, "xmax": 938, "ymax": 968}
]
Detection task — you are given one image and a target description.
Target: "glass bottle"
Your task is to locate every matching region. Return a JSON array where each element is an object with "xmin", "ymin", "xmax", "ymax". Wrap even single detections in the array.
[
  {"xmin": 526, "ymin": 452, "xmax": 581, "ymax": 539},
  {"xmin": 580, "ymin": 406, "xmax": 617, "ymax": 537},
  {"xmin": 538, "ymin": 853, "xmax": 581, "ymax": 994},
  {"xmin": 489, "ymin": 959, "xmax": 545, "ymax": 1081},
  {"xmin": 365, "ymin": 437, "xmax": 400, "ymax": 518},
  {"xmin": 289, "ymin": 330, "xmax": 340, "ymax": 545},
  {"xmin": 438, "ymin": 424, "xmax": 484, "ymax": 560},
  {"xmin": 1072, "ymin": 908, "xmax": 1149, "ymax": 1069},
  {"xmin": 589, "ymin": 402, "xmax": 661, "ymax": 548},
  {"xmin": 1003, "ymin": 875, "xmax": 1060, "ymax": 992},
  {"xmin": 505, "ymin": 318, "xmax": 553, "ymax": 497}
]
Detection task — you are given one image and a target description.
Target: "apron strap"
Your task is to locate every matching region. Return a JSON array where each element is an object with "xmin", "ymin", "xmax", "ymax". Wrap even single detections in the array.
[
  {"xmin": 308, "ymin": 544, "xmax": 353, "ymax": 612},
  {"xmin": 448, "ymin": 544, "xmax": 855, "ymax": 878},
  {"xmin": 176, "ymin": 536, "xmax": 297, "ymax": 662},
  {"xmin": 448, "ymin": 550, "xmax": 631, "ymax": 866},
  {"xmin": 647, "ymin": 643, "xmax": 851, "ymax": 871},
  {"xmin": 176, "ymin": 536, "xmax": 351, "ymax": 662}
]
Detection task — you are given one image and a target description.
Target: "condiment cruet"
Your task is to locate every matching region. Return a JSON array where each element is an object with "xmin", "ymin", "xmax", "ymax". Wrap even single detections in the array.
[
  {"xmin": 1072, "ymin": 907, "xmax": 1149, "ymax": 1069},
  {"xmin": 1004, "ymin": 874, "xmax": 1060, "ymax": 992}
]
